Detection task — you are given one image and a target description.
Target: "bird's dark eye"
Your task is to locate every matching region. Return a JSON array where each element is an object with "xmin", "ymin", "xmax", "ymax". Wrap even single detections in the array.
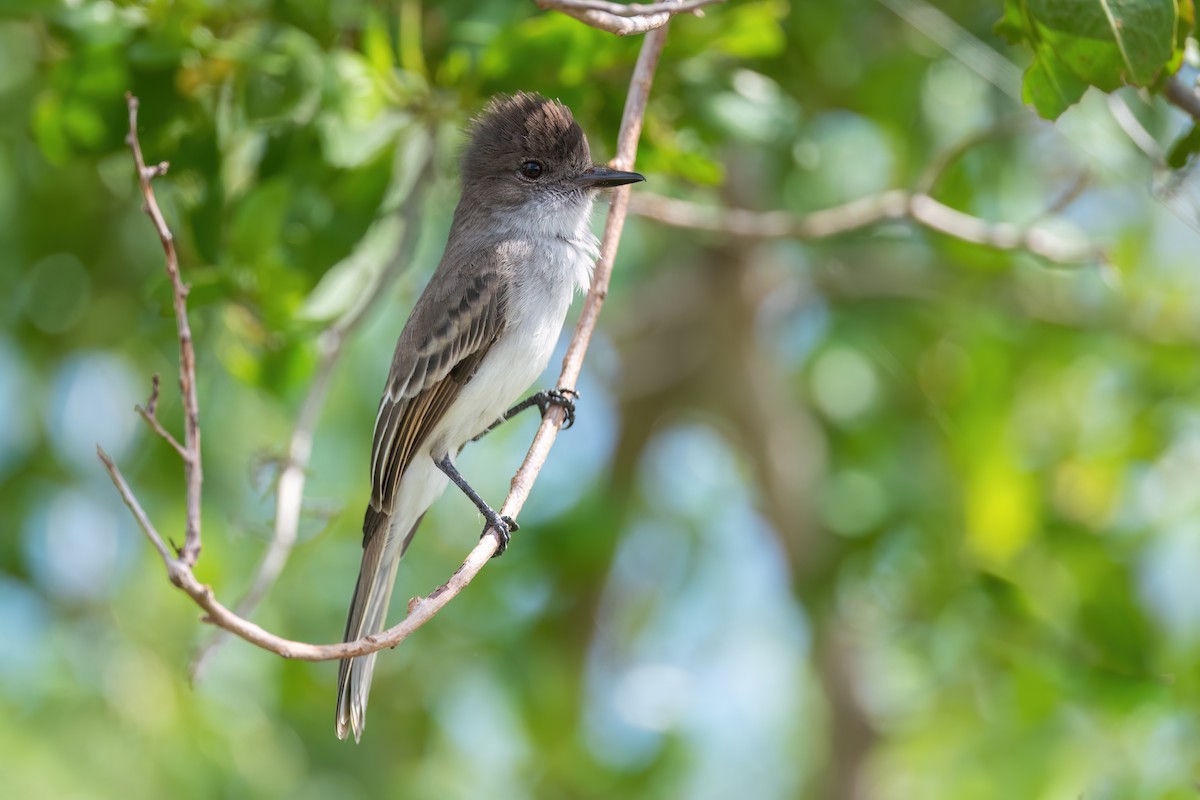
[{"xmin": 520, "ymin": 160, "xmax": 544, "ymax": 179}]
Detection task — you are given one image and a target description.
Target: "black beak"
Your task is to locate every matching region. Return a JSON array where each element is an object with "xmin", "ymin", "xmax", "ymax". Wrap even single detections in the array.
[{"xmin": 575, "ymin": 165, "xmax": 646, "ymax": 189}]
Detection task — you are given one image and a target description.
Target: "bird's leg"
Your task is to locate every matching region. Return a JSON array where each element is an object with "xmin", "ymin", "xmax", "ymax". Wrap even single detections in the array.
[
  {"xmin": 435, "ymin": 455, "xmax": 519, "ymax": 557},
  {"xmin": 471, "ymin": 388, "xmax": 580, "ymax": 443}
]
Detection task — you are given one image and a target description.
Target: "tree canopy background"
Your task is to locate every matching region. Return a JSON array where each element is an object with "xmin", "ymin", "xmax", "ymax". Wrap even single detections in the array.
[{"xmin": 3, "ymin": 0, "xmax": 1200, "ymax": 798}]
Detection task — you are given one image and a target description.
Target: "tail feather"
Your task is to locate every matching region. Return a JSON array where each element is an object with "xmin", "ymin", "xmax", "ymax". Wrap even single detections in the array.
[{"xmin": 335, "ymin": 510, "xmax": 423, "ymax": 742}]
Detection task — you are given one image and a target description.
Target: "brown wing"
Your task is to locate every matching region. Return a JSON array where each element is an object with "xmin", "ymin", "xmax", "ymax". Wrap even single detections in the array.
[{"xmin": 367, "ymin": 263, "xmax": 507, "ymax": 528}]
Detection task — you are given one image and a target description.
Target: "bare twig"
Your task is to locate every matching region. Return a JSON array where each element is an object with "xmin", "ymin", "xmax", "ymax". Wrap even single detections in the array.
[
  {"xmin": 99, "ymin": 445, "xmax": 175, "ymax": 567},
  {"xmin": 535, "ymin": 0, "xmax": 719, "ymax": 34},
  {"xmin": 1166, "ymin": 74, "xmax": 1200, "ymax": 125},
  {"xmin": 145, "ymin": 372, "xmax": 162, "ymax": 416},
  {"xmin": 105, "ymin": 14, "xmax": 670, "ymax": 663},
  {"xmin": 124, "ymin": 92, "xmax": 203, "ymax": 566},
  {"xmin": 99, "ymin": 440, "xmax": 492, "ymax": 660},
  {"xmin": 1040, "ymin": 170, "xmax": 1090, "ymax": 216},
  {"xmin": 540, "ymin": 0, "xmax": 718, "ymax": 15},
  {"xmin": 135, "ymin": 374, "xmax": 188, "ymax": 460},
  {"xmin": 189, "ymin": 139, "xmax": 439, "ymax": 680},
  {"xmin": 914, "ymin": 117, "xmax": 1029, "ymax": 195},
  {"xmin": 629, "ymin": 189, "xmax": 1100, "ymax": 263},
  {"xmin": 1107, "ymin": 92, "xmax": 1166, "ymax": 164},
  {"xmin": 909, "ymin": 194, "xmax": 1092, "ymax": 262}
]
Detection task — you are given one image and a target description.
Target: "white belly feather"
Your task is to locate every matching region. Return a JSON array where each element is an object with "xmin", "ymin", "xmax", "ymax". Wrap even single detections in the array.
[{"xmin": 426, "ymin": 223, "xmax": 597, "ymax": 459}]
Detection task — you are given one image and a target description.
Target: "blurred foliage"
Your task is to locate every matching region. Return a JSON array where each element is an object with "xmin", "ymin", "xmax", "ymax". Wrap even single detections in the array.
[{"xmin": 5, "ymin": 1, "xmax": 1200, "ymax": 799}]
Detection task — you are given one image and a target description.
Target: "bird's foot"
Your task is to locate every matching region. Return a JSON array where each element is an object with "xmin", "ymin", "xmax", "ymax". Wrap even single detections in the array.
[
  {"xmin": 482, "ymin": 513, "xmax": 520, "ymax": 557},
  {"xmin": 534, "ymin": 388, "xmax": 579, "ymax": 429}
]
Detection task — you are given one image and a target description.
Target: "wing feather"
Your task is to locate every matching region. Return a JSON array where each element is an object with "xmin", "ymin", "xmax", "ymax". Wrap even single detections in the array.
[{"xmin": 366, "ymin": 262, "xmax": 508, "ymax": 534}]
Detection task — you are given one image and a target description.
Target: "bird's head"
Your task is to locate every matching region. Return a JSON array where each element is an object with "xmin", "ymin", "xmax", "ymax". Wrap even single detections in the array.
[{"xmin": 461, "ymin": 92, "xmax": 644, "ymax": 213}]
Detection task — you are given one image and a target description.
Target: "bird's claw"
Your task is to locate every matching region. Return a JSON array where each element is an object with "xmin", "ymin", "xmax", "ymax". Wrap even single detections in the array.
[
  {"xmin": 537, "ymin": 388, "xmax": 579, "ymax": 429},
  {"xmin": 483, "ymin": 513, "xmax": 519, "ymax": 558}
]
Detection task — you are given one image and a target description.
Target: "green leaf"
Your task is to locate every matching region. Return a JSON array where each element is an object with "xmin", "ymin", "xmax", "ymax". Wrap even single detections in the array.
[
  {"xmin": 997, "ymin": 0, "xmax": 1030, "ymax": 41},
  {"xmin": 1038, "ymin": 0, "xmax": 1175, "ymax": 87},
  {"xmin": 233, "ymin": 25, "xmax": 324, "ymax": 125},
  {"xmin": 1167, "ymin": 122, "xmax": 1200, "ymax": 168},
  {"xmin": 999, "ymin": 0, "xmax": 1187, "ymax": 119},
  {"xmin": 228, "ymin": 179, "xmax": 290, "ymax": 266},
  {"xmin": 361, "ymin": 6, "xmax": 395, "ymax": 74},
  {"xmin": 710, "ymin": 0, "xmax": 788, "ymax": 59},
  {"xmin": 1167, "ymin": 0, "xmax": 1195, "ymax": 74},
  {"xmin": 1022, "ymin": 52, "xmax": 1090, "ymax": 118}
]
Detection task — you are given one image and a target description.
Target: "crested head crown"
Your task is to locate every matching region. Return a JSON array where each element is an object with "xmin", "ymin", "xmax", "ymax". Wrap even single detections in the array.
[{"xmin": 461, "ymin": 92, "xmax": 591, "ymax": 182}]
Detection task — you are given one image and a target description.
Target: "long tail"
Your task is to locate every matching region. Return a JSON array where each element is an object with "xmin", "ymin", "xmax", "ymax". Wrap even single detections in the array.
[{"xmin": 335, "ymin": 507, "xmax": 423, "ymax": 742}]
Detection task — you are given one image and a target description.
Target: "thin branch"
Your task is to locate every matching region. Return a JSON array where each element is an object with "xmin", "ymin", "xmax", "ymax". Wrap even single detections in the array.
[
  {"xmin": 125, "ymin": 92, "xmax": 204, "ymax": 566},
  {"xmin": 105, "ymin": 15, "xmax": 670, "ymax": 663},
  {"xmin": 629, "ymin": 189, "xmax": 1101, "ymax": 264},
  {"xmin": 1165, "ymin": 74, "xmax": 1200, "ymax": 125},
  {"xmin": 631, "ymin": 190, "xmax": 899, "ymax": 238},
  {"xmin": 136, "ymin": 405, "xmax": 189, "ymax": 459},
  {"xmin": 100, "ymin": 438, "xmax": 490, "ymax": 660},
  {"xmin": 189, "ymin": 138, "xmax": 439, "ymax": 680},
  {"xmin": 540, "ymin": 0, "xmax": 719, "ymax": 15},
  {"xmin": 535, "ymin": 0, "xmax": 719, "ymax": 34},
  {"xmin": 914, "ymin": 116, "xmax": 1028, "ymax": 195},
  {"xmin": 99, "ymin": 445, "xmax": 175, "ymax": 568},
  {"xmin": 1107, "ymin": 92, "xmax": 1165, "ymax": 164},
  {"xmin": 909, "ymin": 194, "xmax": 1093, "ymax": 262},
  {"xmin": 1040, "ymin": 170, "xmax": 1090, "ymax": 216},
  {"xmin": 135, "ymin": 374, "xmax": 188, "ymax": 460},
  {"xmin": 556, "ymin": 21, "xmax": 663, "ymax": 388}
]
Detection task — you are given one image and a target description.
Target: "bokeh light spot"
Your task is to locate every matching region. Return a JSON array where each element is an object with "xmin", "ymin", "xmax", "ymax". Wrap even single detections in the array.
[
  {"xmin": 821, "ymin": 469, "xmax": 888, "ymax": 536},
  {"xmin": 49, "ymin": 350, "xmax": 141, "ymax": 471},
  {"xmin": 23, "ymin": 253, "xmax": 91, "ymax": 335},
  {"xmin": 23, "ymin": 488, "xmax": 125, "ymax": 602},
  {"xmin": 810, "ymin": 346, "xmax": 878, "ymax": 422}
]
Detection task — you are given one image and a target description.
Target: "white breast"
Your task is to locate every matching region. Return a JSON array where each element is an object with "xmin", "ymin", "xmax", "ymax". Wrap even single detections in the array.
[{"xmin": 426, "ymin": 200, "xmax": 598, "ymax": 457}]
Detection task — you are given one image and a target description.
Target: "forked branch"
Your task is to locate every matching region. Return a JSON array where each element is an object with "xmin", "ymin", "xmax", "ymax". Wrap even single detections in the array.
[
  {"xmin": 629, "ymin": 189, "xmax": 1101, "ymax": 264},
  {"xmin": 123, "ymin": 93, "xmax": 203, "ymax": 566}
]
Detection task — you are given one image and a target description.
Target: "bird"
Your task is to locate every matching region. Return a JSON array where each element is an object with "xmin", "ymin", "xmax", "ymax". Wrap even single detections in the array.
[{"xmin": 335, "ymin": 92, "xmax": 645, "ymax": 742}]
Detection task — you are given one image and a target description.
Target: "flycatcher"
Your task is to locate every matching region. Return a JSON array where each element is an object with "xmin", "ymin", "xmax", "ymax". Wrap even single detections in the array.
[{"xmin": 335, "ymin": 92, "xmax": 644, "ymax": 741}]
